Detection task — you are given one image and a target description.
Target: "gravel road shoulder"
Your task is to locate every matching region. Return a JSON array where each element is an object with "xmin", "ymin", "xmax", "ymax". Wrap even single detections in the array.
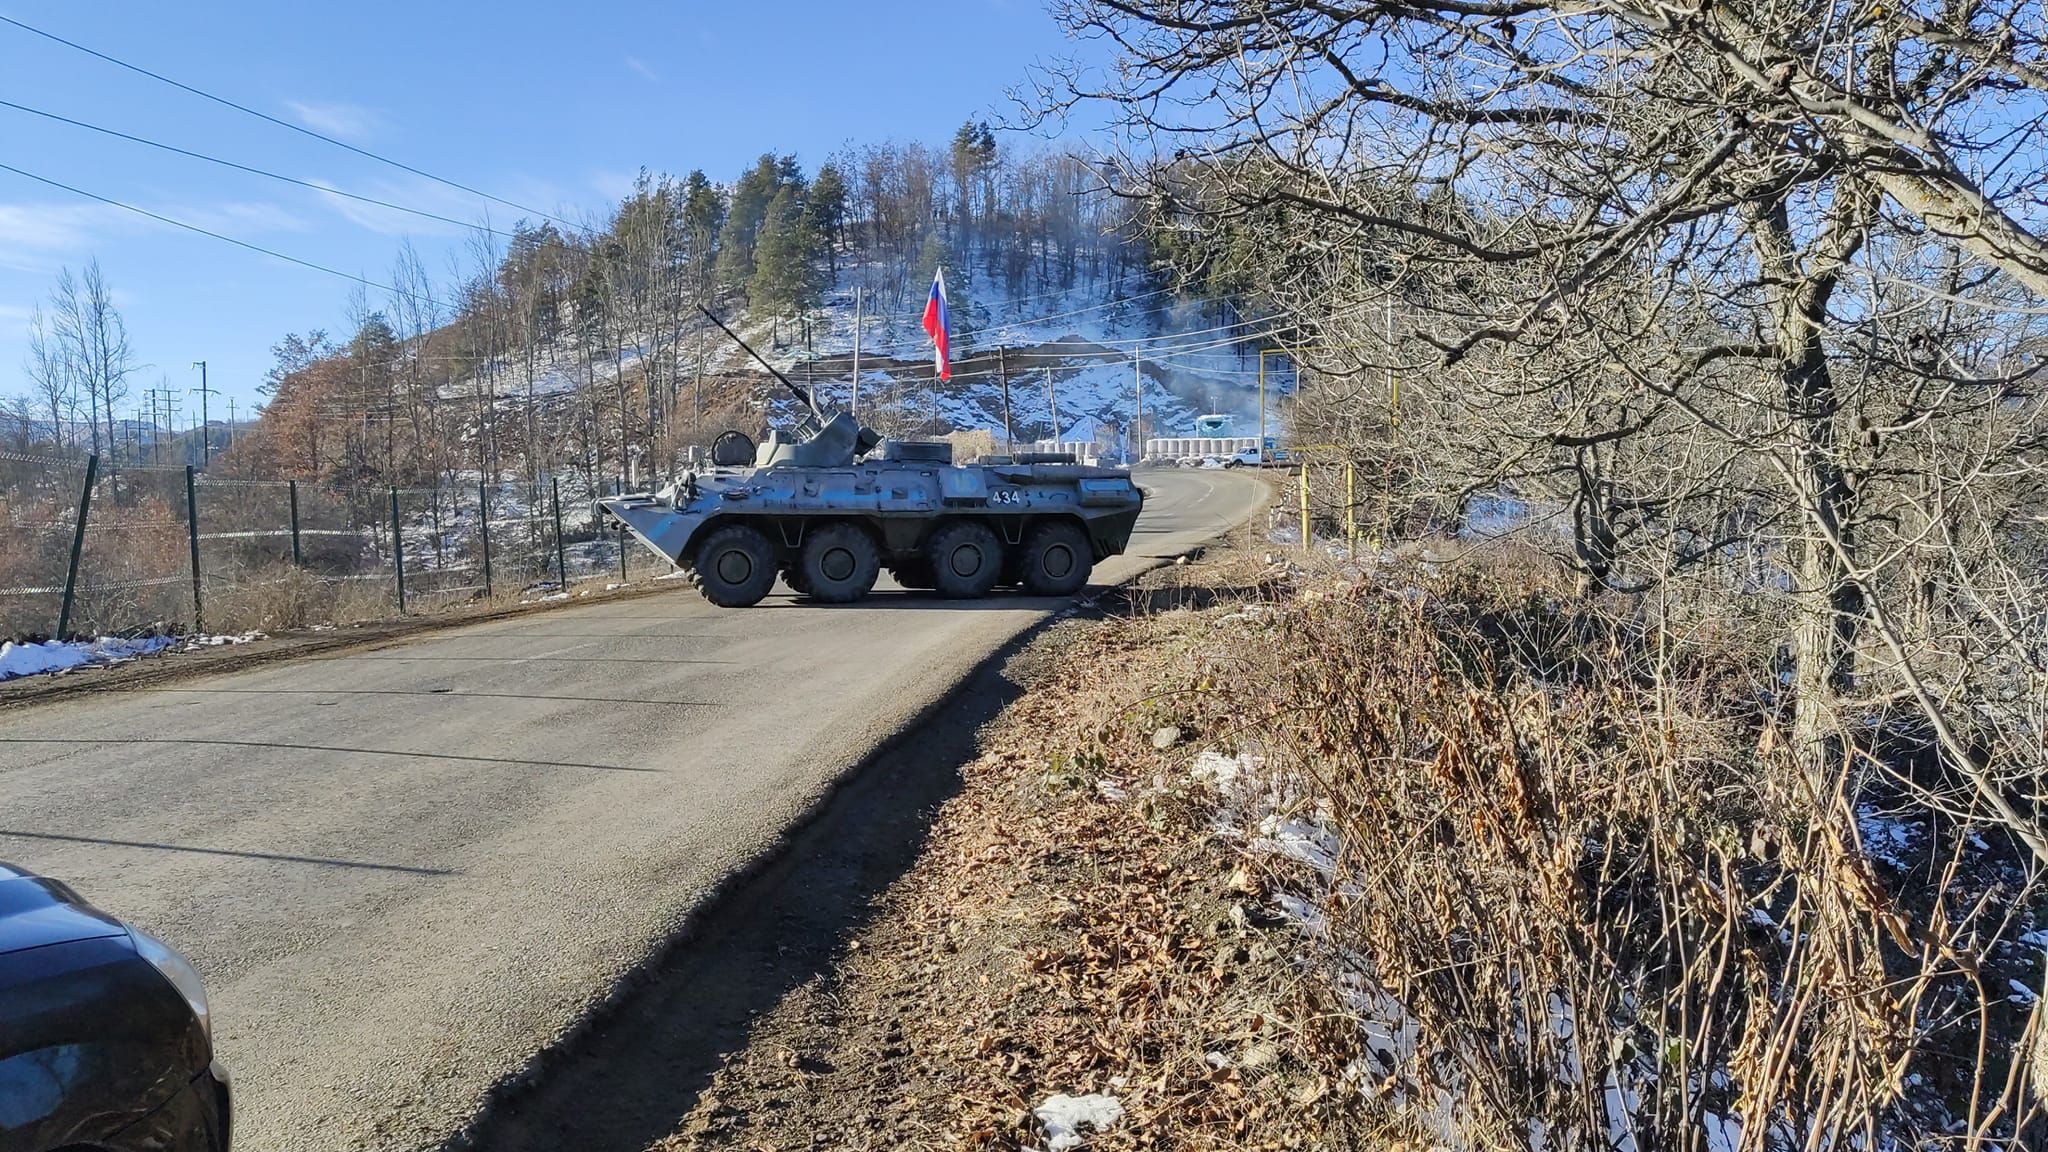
[{"xmin": 630, "ymin": 548, "xmax": 1379, "ymax": 1152}]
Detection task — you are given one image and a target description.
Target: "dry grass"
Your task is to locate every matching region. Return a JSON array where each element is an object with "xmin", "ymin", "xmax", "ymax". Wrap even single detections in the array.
[
  {"xmin": 643, "ymin": 539, "xmax": 2047, "ymax": 1150},
  {"xmin": 1164, "ymin": 557, "xmax": 2047, "ymax": 1149},
  {"xmin": 205, "ymin": 567, "xmax": 413, "ymax": 632}
]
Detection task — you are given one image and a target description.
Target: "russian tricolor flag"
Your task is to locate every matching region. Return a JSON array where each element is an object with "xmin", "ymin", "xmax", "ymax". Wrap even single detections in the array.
[{"xmin": 921, "ymin": 268, "xmax": 951, "ymax": 381}]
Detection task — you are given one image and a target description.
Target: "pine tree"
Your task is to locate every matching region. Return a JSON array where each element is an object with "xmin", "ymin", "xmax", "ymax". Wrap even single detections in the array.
[
  {"xmin": 949, "ymin": 121, "xmax": 996, "ymax": 260},
  {"xmin": 681, "ymin": 170, "xmax": 725, "ymax": 299},
  {"xmin": 716, "ymin": 153, "xmax": 786, "ymax": 295},
  {"xmin": 810, "ymin": 163, "xmax": 849, "ymax": 273},
  {"xmin": 750, "ymin": 187, "xmax": 826, "ymax": 317}
]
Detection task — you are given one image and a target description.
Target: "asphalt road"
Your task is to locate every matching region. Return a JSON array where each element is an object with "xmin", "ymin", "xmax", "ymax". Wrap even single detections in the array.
[{"xmin": 0, "ymin": 468, "xmax": 1266, "ymax": 1152}]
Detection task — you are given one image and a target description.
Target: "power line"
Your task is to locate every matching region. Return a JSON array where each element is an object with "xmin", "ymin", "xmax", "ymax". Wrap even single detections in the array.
[
  {"xmin": 982, "ymin": 286, "xmax": 1178, "ymax": 332},
  {"xmin": 0, "ymin": 13, "xmax": 573, "ymax": 229},
  {"xmin": 984, "ymin": 281, "xmax": 1173, "ymax": 313},
  {"xmin": 0, "ymin": 98, "xmax": 513, "ymax": 238},
  {"xmin": 0, "ymin": 160, "xmax": 426, "ymax": 303}
]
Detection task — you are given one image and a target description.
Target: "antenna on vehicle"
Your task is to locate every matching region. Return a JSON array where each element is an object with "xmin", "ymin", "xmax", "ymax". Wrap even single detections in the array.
[{"xmin": 697, "ymin": 306, "xmax": 825, "ymax": 426}]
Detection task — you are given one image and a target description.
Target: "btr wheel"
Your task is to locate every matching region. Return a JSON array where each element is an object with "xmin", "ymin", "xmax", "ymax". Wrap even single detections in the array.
[
  {"xmin": 782, "ymin": 564, "xmax": 812, "ymax": 597},
  {"xmin": 1017, "ymin": 520, "xmax": 1093, "ymax": 596},
  {"xmin": 925, "ymin": 521, "xmax": 1003, "ymax": 599},
  {"xmin": 689, "ymin": 523, "xmax": 777, "ymax": 607},
  {"xmin": 797, "ymin": 522, "xmax": 881, "ymax": 603}
]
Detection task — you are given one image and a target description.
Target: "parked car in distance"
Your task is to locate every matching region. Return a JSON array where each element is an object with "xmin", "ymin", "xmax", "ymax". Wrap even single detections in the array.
[
  {"xmin": 0, "ymin": 862, "xmax": 230, "ymax": 1151},
  {"xmin": 1224, "ymin": 446, "xmax": 1291, "ymax": 467}
]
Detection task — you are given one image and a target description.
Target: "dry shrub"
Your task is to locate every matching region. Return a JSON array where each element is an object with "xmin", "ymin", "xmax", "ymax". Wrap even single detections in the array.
[
  {"xmin": 944, "ymin": 428, "xmax": 1000, "ymax": 462},
  {"xmin": 1182, "ymin": 565, "xmax": 2045, "ymax": 1149},
  {"xmin": 207, "ymin": 566, "xmax": 403, "ymax": 632}
]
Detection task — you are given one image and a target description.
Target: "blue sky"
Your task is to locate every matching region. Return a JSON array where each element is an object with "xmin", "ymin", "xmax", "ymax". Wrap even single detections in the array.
[{"xmin": 0, "ymin": 0, "xmax": 1107, "ymax": 417}]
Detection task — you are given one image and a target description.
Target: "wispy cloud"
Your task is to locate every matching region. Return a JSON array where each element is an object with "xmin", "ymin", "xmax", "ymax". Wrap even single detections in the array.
[
  {"xmin": 624, "ymin": 56, "xmax": 659, "ymax": 83},
  {"xmin": 587, "ymin": 169, "xmax": 641, "ymax": 202},
  {"xmin": 305, "ymin": 176, "xmax": 492, "ymax": 237},
  {"xmin": 0, "ymin": 196, "xmax": 304, "ymax": 277},
  {"xmin": 0, "ymin": 202, "xmax": 130, "ymax": 251},
  {"xmin": 175, "ymin": 201, "xmax": 311, "ymax": 235},
  {"xmin": 285, "ymin": 100, "xmax": 380, "ymax": 140}
]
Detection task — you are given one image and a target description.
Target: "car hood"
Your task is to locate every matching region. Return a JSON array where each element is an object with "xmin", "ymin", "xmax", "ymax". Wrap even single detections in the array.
[{"xmin": 0, "ymin": 861, "xmax": 127, "ymax": 955}]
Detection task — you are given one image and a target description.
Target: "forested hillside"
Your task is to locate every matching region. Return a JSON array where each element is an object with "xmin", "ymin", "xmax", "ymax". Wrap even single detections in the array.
[{"xmin": 200, "ymin": 126, "xmax": 1255, "ymax": 497}]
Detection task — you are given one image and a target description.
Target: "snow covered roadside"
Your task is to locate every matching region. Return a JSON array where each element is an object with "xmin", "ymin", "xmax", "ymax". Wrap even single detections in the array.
[{"xmin": 0, "ymin": 632, "xmax": 265, "ymax": 682}]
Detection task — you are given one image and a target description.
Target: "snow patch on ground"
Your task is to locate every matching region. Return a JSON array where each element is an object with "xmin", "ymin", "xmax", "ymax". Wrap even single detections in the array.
[
  {"xmin": 0, "ymin": 635, "xmax": 174, "ymax": 680},
  {"xmin": 1031, "ymin": 1093, "xmax": 1124, "ymax": 1151},
  {"xmin": 1192, "ymin": 749, "xmax": 1255, "ymax": 788},
  {"xmin": 1857, "ymin": 805, "xmax": 1922, "ymax": 870},
  {"xmin": 184, "ymin": 631, "xmax": 266, "ymax": 647},
  {"xmin": 1250, "ymin": 813, "xmax": 1342, "ymax": 880},
  {"xmin": 0, "ymin": 630, "xmax": 270, "ymax": 683}
]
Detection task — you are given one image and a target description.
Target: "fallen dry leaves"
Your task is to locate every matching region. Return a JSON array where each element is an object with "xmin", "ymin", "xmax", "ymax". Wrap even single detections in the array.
[{"xmin": 660, "ymin": 554, "xmax": 1383, "ymax": 1151}]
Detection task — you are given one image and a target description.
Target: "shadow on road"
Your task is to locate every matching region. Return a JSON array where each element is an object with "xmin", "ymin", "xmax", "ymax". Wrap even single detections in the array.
[
  {"xmin": 0, "ymin": 828, "xmax": 456, "ymax": 876},
  {"xmin": 148, "ymin": 686, "xmax": 719, "ymax": 708},
  {"xmin": 0, "ymin": 736, "xmax": 660, "ymax": 774},
  {"xmin": 338, "ymin": 654, "xmax": 738, "ymax": 665},
  {"xmin": 443, "ymin": 625, "xmax": 1039, "ymax": 1152},
  {"xmin": 754, "ymin": 588, "xmax": 1092, "ymax": 611}
]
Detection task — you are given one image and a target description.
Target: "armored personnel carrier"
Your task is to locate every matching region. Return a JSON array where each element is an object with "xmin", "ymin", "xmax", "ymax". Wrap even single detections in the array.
[{"xmin": 597, "ymin": 311, "xmax": 1144, "ymax": 608}]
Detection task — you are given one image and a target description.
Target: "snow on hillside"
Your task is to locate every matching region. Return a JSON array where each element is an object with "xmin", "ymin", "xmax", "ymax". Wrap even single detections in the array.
[{"xmin": 447, "ymin": 255, "xmax": 1287, "ymax": 451}]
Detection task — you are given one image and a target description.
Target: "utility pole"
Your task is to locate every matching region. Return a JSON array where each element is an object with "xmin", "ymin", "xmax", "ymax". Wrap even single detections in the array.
[
  {"xmin": 191, "ymin": 361, "xmax": 216, "ymax": 466},
  {"xmin": 148, "ymin": 386, "xmax": 180, "ymax": 467},
  {"xmin": 997, "ymin": 345, "xmax": 1012, "ymax": 453},
  {"xmin": 226, "ymin": 397, "xmax": 236, "ymax": 450},
  {"xmin": 1132, "ymin": 349, "xmax": 1143, "ymax": 466},
  {"xmin": 1258, "ymin": 353, "xmax": 1267, "ymax": 461},
  {"xmin": 850, "ymin": 286, "xmax": 862, "ymax": 418}
]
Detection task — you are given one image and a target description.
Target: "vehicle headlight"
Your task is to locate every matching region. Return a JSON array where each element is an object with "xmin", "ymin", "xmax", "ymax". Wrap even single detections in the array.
[{"xmin": 129, "ymin": 927, "xmax": 211, "ymax": 1042}]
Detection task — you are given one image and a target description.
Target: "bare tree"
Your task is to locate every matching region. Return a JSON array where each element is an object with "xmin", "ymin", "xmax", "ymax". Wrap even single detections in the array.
[
  {"xmin": 2, "ymin": 392, "xmax": 34, "ymax": 450},
  {"xmin": 1044, "ymin": 3, "xmax": 2048, "ymax": 1144},
  {"xmin": 1050, "ymin": 0, "xmax": 2048, "ymax": 858},
  {"xmin": 24, "ymin": 304, "xmax": 77, "ymax": 450},
  {"xmin": 47, "ymin": 260, "xmax": 135, "ymax": 468}
]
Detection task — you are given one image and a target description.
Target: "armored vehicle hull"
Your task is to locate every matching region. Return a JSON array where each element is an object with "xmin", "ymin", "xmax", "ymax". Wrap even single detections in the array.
[
  {"xmin": 599, "ymin": 442, "xmax": 1142, "ymax": 607},
  {"xmin": 606, "ymin": 307, "xmax": 1143, "ymax": 607}
]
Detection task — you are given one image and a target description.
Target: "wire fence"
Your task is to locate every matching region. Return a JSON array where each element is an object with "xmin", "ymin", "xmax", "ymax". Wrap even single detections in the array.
[{"xmin": 0, "ymin": 451, "xmax": 654, "ymax": 640}]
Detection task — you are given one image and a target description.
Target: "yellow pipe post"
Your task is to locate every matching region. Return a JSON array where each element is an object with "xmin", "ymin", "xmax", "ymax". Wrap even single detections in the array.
[
  {"xmin": 1345, "ymin": 460, "xmax": 1357, "ymax": 551},
  {"xmin": 1299, "ymin": 463, "xmax": 1312, "ymax": 554}
]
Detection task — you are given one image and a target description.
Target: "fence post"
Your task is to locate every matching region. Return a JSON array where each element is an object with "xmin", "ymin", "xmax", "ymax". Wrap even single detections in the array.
[
  {"xmin": 185, "ymin": 465, "xmax": 204, "ymax": 632},
  {"xmin": 615, "ymin": 483, "xmax": 628, "ymax": 584},
  {"xmin": 1298, "ymin": 463, "xmax": 1312, "ymax": 554},
  {"xmin": 478, "ymin": 480, "xmax": 493, "ymax": 599},
  {"xmin": 287, "ymin": 479, "xmax": 303, "ymax": 566},
  {"xmin": 391, "ymin": 486, "xmax": 406, "ymax": 614},
  {"xmin": 55, "ymin": 453, "xmax": 100, "ymax": 640},
  {"xmin": 550, "ymin": 476, "xmax": 567, "ymax": 590}
]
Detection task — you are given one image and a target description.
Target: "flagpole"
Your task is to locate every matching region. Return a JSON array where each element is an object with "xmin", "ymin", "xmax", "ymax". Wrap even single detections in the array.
[
  {"xmin": 1046, "ymin": 368, "xmax": 1060, "ymax": 456},
  {"xmin": 851, "ymin": 286, "xmax": 862, "ymax": 419}
]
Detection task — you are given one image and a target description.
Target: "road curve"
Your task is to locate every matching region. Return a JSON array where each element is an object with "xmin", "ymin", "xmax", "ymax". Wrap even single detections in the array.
[{"xmin": 0, "ymin": 469, "xmax": 1266, "ymax": 1152}]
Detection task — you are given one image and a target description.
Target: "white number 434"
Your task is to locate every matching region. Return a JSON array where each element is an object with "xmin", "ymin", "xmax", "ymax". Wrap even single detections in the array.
[{"xmin": 989, "ymin": 488, "xmax": 1022, "ymax": 505}]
